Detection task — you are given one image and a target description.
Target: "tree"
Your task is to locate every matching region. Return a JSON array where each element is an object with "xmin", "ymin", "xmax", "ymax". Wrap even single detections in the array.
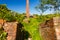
[
  {"xmin": 0, "ymin": 4, "xmax": 11, "ymax": 19},
  {"xmin": 36, "ymin": 0, "xmax": 60, "ymax": 14},
  {"xmin": 0, "ymin": 4, "xmax": 17, "ymax": 21}
]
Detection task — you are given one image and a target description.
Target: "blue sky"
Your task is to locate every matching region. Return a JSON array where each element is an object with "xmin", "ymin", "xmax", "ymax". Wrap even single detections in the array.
[
  {"xmin": 0, "ymin": 0, "xmax": 54, "ymax": 15},
  {"xmin": 0, "ymin": 0, "xmax": 40, "ymax": 14}
]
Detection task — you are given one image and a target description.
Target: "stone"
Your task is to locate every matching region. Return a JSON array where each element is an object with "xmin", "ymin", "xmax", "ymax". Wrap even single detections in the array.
[
  {"xmin": 0, "ymin": 19, "xmax": 6, "ymax": 28},
  {"xmin": 3, "ymin": 22, "xmax": 18, "ymax": 40},
  {"xmin": 53, "ymin": 17, "xmax": 60, "ymax": 40},
  {"xmin": 39, "ymin": 19, "xmax": 57, "ymax": 40}
]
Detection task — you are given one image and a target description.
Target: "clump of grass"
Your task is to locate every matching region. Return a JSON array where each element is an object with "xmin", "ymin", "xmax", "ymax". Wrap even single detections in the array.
[{"xmin": 22, "ymin": 18, "xmax": 43, "ymax": 40}]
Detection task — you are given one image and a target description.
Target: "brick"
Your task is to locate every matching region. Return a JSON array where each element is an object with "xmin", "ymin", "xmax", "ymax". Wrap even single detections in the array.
[
  {"xmin": 39, "ymin": 18, "xmax": 57, "ymax": 40},
  {"xmin": 53, "ymin": 17, "xmax": 60, "ymax": 40},
  {"xmin": 3, "ymin": 22, "xmax": 18, "ymax": 40}
]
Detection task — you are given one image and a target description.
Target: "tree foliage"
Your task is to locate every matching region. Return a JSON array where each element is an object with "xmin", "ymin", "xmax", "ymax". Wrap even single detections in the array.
[
  {"xmin": 36, "ymin": 0, "xmax": 60, "ymax": 13},
  {"xmin": 0, "ymin": 4, "xmax": 25, "ymax": 22}
]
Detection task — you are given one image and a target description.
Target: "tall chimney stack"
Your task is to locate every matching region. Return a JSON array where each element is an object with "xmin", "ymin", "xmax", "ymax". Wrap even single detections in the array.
[{"xmin": 26, "ymin": 0, "xmax": 30, "ymax": 18}]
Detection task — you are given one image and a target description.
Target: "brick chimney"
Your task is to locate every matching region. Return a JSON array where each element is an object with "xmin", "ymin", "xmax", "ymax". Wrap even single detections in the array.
[{"xmin": 26, "ymin": 0, "xmax": 30, "ymax": 18}]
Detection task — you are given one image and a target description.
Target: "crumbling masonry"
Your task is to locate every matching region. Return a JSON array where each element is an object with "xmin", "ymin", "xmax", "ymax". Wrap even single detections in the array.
[{"xmin": 39, "ymin": 17, "xmax": 60, "ymax": 40}]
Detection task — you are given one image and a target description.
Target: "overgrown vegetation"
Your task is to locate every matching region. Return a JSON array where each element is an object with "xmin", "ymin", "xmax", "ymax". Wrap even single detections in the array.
[
  {"xmin": 0, "ymin": 4, "xmax": 60, "ymax": 40},
  {"xmin": 0, "ymin": 27, "xmax": 7, "ymax": 40}
]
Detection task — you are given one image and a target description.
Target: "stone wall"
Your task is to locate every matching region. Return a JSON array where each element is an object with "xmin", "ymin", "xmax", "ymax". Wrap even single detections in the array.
[
  {"xmin": 0, "ymin": 19, "xmax": 18, "ymax": 40},
  {"xmin": 0, "ymin": 19, "xmax": 28, "ymax": 40},
  {"xmin": 40, "ymin": 17, "xmax": 60, "ymax": 40},
  {"xmin": 0, "ymin": 19, "xmax": 6, "ymax": 28},
  {"xmin": 39, "ymin": 18, "xmax": 57, "ymax": 40},
  {"xmin": 53, "ymin": 17, "xmax": 60, "ymax": 40},
  {"xmin": 3, "ymin": 22, "xmax": 18, "ymax": 40}
]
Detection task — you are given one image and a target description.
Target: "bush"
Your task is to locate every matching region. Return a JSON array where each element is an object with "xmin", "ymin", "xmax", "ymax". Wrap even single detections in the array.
[
  {"xmin": 22, "ymin": 18, "xmax": 43, "ymax": 40},
  {"xmin": 0, "ymin": 28, "xmax": 7, "ymax": 40}
]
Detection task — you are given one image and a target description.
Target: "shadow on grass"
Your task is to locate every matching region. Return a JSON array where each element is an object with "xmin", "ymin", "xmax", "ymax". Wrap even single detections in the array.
[{"xmin": 16, "ymin": 23, "xmax": 30, "ymax": 40}]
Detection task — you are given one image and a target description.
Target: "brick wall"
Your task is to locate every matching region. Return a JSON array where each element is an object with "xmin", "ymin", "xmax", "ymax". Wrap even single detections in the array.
[
  {"xmin": 0, "ymin": 19, "xmax": 18, "ymax": 40},
  {"xmin": 0, "ymin": 19, "xmax": 6, "ymax": 28},
  {"xmin": 40, "ymin": 17, "xmax": 60, "ymax": 40},
  {"xmin": 53, "ymin": 17, "xmax": 60, "ymax": 40},
  {"xmin": 39, "ymin": 18, "xmax": 57, "ymax": 40},
  {"xmin": 3, "ymin": 22, "xmax": 18, "ymax": 40}
]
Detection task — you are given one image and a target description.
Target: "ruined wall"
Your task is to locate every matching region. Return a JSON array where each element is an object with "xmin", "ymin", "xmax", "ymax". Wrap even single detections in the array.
[
  {"xmin": 53, "ymin": 17, "xmax": 60, "ymax": 40},
  {"xmin": 0, "ymin": 19, "xmax": 27, "ymax": 40},
  {"xmin": 3, "ymin": 22, "xmax": 18, "ymax": 40},
  {"xmin": 0, "ymin": 19, "xmax": 6, "ymax": 28},
  {"xmin": 40, "ymin": 17, "xmax": 60, "ymax": 40},
  {"xmin": 0, "ymin": 19, "xmax": 18, "ymax": 40},
  {"xmin": 39, "ymin": 19, "xmax": 57, "ymax": 40}
]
